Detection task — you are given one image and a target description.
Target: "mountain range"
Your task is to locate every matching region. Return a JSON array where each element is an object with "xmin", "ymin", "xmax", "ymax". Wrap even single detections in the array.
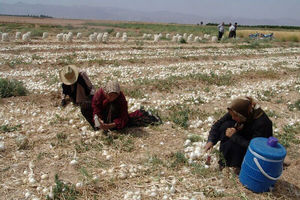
[{"xmin": 0, "ymin": 2, "xmax": 300, "ymax": 26}]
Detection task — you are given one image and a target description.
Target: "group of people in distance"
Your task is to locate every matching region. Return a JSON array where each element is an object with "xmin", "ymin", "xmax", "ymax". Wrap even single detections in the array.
[
  {"xmin": 217, "ymin": 22, "xmax": 238, "ymax": 41},
  {"xmin": 59, "ymin": 65, "xmax": 273, "ymax": 170}
]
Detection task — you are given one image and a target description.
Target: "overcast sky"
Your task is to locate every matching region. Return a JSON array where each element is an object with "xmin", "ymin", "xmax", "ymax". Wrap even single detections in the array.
[{"xmin": 1, "ymin": 0, "xmax": 300, "ymax": 20}]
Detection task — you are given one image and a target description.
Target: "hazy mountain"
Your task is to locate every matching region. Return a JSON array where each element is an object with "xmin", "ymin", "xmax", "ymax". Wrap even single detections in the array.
[{"xmin": 0, "ymin": 2, "xmax": 299, "ymax": 26}]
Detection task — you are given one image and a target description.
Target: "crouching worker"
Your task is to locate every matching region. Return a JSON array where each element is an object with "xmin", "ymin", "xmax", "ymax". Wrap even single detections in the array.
[
  {"xmin": 92, "ymin": 80, "xmax": 129, "ymax": 131},
  {"xmin": 59, "ymin": 65, "xmax": 95, "ymax": 128},
  {"xmin": 92, "ymin": 80, "xmax": 161, "ymax": 132},
  {"xmin": 204, "ymin": 97, "xmax": 272, "ymax": 169}
]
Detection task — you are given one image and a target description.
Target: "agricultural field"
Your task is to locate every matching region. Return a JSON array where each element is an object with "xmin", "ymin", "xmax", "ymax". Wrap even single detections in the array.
[{"xmin": 0, "ymin": 17, "xmax": 300, "ymax": 200}]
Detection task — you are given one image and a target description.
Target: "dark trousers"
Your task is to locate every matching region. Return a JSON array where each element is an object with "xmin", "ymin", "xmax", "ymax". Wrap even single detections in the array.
[
  {"xmin": 217, "ymin": 120, "xmax": 247, "ymax": 167},
  {"xmin": 229, "ymin": 31, "xmax": 234, "ymax": 38},
  {"xmin": 80, "ymin": 102, "xmax": 94, "ymax": 128},
  {"xmin": 218, "ymin": 31, "xmax": 223, "ymax": 40},
  {"xmin": 232, "ymin": 31, "xmax": 236, "ymax": 38}
]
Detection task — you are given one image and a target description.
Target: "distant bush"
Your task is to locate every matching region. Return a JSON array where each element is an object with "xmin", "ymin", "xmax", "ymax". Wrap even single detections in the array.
[
  {"xmin": 179, "ymin": 38, "xmax": 187, "ymax": 44},
  {"xmin": 0, "ymin": 78, "xmax": 28, "ymax": 98},
  {"xmin": 105, "ymin": 28, "xmax": 114, "ymax": 34}
]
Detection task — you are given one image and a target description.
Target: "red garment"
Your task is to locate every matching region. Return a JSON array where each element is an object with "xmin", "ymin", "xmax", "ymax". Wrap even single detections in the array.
[{"xmin": 92, "ymin": 88, "xmax": 129, "ymax": 129}]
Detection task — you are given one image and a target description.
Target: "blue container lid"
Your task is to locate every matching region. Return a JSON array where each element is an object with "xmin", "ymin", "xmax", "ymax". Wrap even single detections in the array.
[{"xmin": 249, "ymin": 137, "xmax": 286, "ymax": 160}]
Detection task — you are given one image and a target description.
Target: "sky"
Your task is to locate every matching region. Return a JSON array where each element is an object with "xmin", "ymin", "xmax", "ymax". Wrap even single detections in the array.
[{"xmin": 0, "ymin": 0, "xmax": 300, "ymax": 20}]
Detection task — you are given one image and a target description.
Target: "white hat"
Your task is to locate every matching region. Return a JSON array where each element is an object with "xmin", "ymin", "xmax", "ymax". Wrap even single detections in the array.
[{"xmin": 59, "ymin": 65, "xmax": 79, "ymax": 85}]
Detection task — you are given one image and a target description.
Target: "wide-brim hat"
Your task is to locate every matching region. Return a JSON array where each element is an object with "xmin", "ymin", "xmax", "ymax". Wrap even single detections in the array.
[{"xmin": 59, "ymin": 65, "xmax": 79, "ymax": 85}]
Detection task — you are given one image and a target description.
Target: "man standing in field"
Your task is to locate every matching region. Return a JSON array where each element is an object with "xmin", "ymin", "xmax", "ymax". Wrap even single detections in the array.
[
  {"xmin": 233, "ymin": 22, "xmax": 238, "ymax": 38},
  {"xmin": 228, "ymin": 23, "xmax": 235, "ymax": 38},
  {"xmin": 217, "ymin": 22, "xmax": 225, "ymax": 41}
]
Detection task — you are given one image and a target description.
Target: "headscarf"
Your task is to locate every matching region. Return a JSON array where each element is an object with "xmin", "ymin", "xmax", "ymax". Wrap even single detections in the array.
[
  {"xmin": 104, "ymin": 80, "xmax": 120, "ymax": 94},
  {"xmin": 228, "ymin": 97, "xmax": 264, "ymax": 129}
]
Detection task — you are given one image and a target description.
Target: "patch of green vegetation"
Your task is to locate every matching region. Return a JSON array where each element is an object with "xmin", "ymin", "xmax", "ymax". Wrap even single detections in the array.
[
  {"xmin": 0, "ymin": 78, "xmax": 28, "ymax": 98},
  {"xmin": 5, "ymin": 57, "xmax": 28, "ymax": 68},
  {"xmin": 275, "ymin": 123, "xmax": 300, "ymax": 147},
  {"xmin": 190, "ymin": 163, "xmax": 212, "ymax": 178},
  {"xmin": 170, "ymin": 151, "xmax": 188, "ymax": 168},
  {"xmin": 79, "ymin": 167, "xmax": 92, "ymax": 180},
  {"xmin": 31, "ymin": 54, "xmax": 42, "ymax": 60},
  {"xmin": 105, "ymin": 28, "xmax": 114, "ymax": 34},
  {"xmin": 188, "ymin": 72, "xmax": 233, "ymax": 86},
  {"xmin": 74, "ymin": 140, "xmax": 89, "ymax": 153},
  {"xmin": 288, "ymin": 99, "xmax": 300, "ymax": 111},
  {"xmin": 57, "ymin": 54, "xmax": 76, "ymax": 65},
  {"xmin": 47, "ymin": 74, "xmax": 60, "ymax": 86},
  {"xmin": 236, "ymin": 41, "xmax": 272, "ymax": 49},
  {"xmin": 134, "ymin": 40, "xmax": 144, "ymax": 50},
  {"xmin": 37, "ymin": 152, "xmax": 48, "ymax": 160},
  {"xmin": 168, "ymin": 105, "xmax": 190, "ymax": 128},
  {"xmin": 241, "ymin": 69, "xmax": 280, "ymax": 80},
  {"xmin": 257, "ymin": 89, "xmax": 276, "ymax": 102},
  {"xmin": 120, "ymin": 136, "xmax": 135, "ymax": 152},
  {"xmin": 202, "ymin": 186, "xmax": 226, "ymax": 198},
  {"xmin": 56, "ymin": 133, "xmax": 67, "ymax": 144},
  {"xmin": 148, "ymin": 154, "xmax": 164, "ymax": 167},
  {"xmin": 48, "ymin": 174, "xmax": 79, "ymax": 200},
  {"xmin": 123, "ymin": 87, "xmax": 145, "ymax": 99},
  {"xmin": 188, "ymin": 134, "xmax": 203, "ymax": 143},
  {"xmin": 84, "ymin": 22, "xmax": 216, "ymax": 35},
  {"xmin": 265, "ymin": 110, "xmax": 279, "ymax": 118},
  {"xmin": 88, "ymin": 58, "xmax": 106, "ymax": 66},
  {"xmin": 179, "ymin": 38, "xmax": 187, "ymax": 44},
  {"xmin": 0, "ymin": 124, "xmax": 21, "ymax": 133},
  {"xmin": 50, "ymin": 114, "xmax": 65, "ymax": 125}
]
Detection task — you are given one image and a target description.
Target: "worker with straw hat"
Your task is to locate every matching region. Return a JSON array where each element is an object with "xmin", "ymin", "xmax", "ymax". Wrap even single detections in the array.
[{"xmin": 59, "ymin": 65, "xmax": 95, "ymax": 128}]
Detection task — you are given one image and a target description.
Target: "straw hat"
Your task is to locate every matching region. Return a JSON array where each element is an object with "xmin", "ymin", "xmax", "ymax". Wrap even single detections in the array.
[
  {"xmin": 104, "ymin": 80, "xmax": 120, "ymax": 94},
  {"xmin": 59, "ymin": 65, "xmax": 79, "ymax": 85}
]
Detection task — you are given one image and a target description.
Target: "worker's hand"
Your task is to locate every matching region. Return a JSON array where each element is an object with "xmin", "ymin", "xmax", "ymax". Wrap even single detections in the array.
[
  {"xmin": 204, "ymin": 141, "xmax": 213, "ymax": 152},
  {"xmin": 100, "ymin": 123, "xmax": 110, "ymax": 131},
  {"xmin": 225, "ymin": 128, "xmax": 236, "ymax": 138}
]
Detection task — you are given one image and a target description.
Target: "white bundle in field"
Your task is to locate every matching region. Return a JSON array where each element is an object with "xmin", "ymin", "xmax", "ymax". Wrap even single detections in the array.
[
  {"xmin": 56, "ymin": 33, "xmax": 63, "ymax": 41},
  {"xmin": 122, "ymin": 34, "xmax": 128, "ymax": 42},
  {"xmin": 89, "ymin": 33, "xmax": 97, "ymax": 42},
  {"xmin": 204, "ymin": 34, "xmax": 211, "ymax": 40},
  {"xmin": 147, "ymin": 34, "xmax": 152, "ymax": 39},
  {"xmin": 211, "ymin": 36, "xmax": 218, "ymax": 42},
  {"xmin": 178, "ymin": 35, "xmax": 183, "ymax": 42},
  {"xmin": 166, "ymin": 33, "xmax": 170, "ymax": 39},
  {"xmin": 194, "ymin": 36, "xmax": 200, "ymax": 42},
  {"xmin": 2, "ymin": 33, "xmax": 9, "ymax": 42},
  {"xmin": 158, "ymin": 33, "xmax": 162, "ymax": 39},
  {"xmin": 42, "ymin": 32, "xmax": 48, "ymax": 39},
  {"xmin": 97, "ymin": 33, "xmax": 103, "ymax": 42},
  {"xmin": 66, "ymin": 32, "xmax": 73, "ymax": 42},
  {"xmin": 142, "ymin": 33, "xmax": 147, "ymax": 39},
  {"xmin": 22, "ymin": 32, "xmax": 31, "ymax": 42},
  {"xmin": 183, "ymin": 33, "xmax": 187, "ymax": 40},
  {"xmin": 102, "ymin": 32, "xmax": 109, "ymax": 42},
  {"xmin": 172, "ymin": 35, "xmax": 178, "ymax": 42},
  {"xmin": 15, "ymin": 32, "xmax": 22, "ymax": 40},
  {"xmin": 187, "ymin": 34, "xmax": 193, "ymax": 43},
  {"xmin": 76, "ymin": 32, "xmax": 82, "ymax": 39},
  {"xmin": 63, "ymin": 34, "xmax": 67, "ymax": 41},
  {"xmin": 116, "ymin": 32, "xmax": 120, "ymax": 38},
  {"xmin": 153, "ymin": 34, "xmax": 160, "ymax": 42},
  {"xmin": 66, "ymin": 35, "xmax": 73, "ymax": 42}
]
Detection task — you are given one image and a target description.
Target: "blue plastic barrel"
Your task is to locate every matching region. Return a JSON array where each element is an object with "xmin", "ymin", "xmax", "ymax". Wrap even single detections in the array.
[{"xmin": 239, "ymin": 137, "xmax": 286, "ymax": 193}]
